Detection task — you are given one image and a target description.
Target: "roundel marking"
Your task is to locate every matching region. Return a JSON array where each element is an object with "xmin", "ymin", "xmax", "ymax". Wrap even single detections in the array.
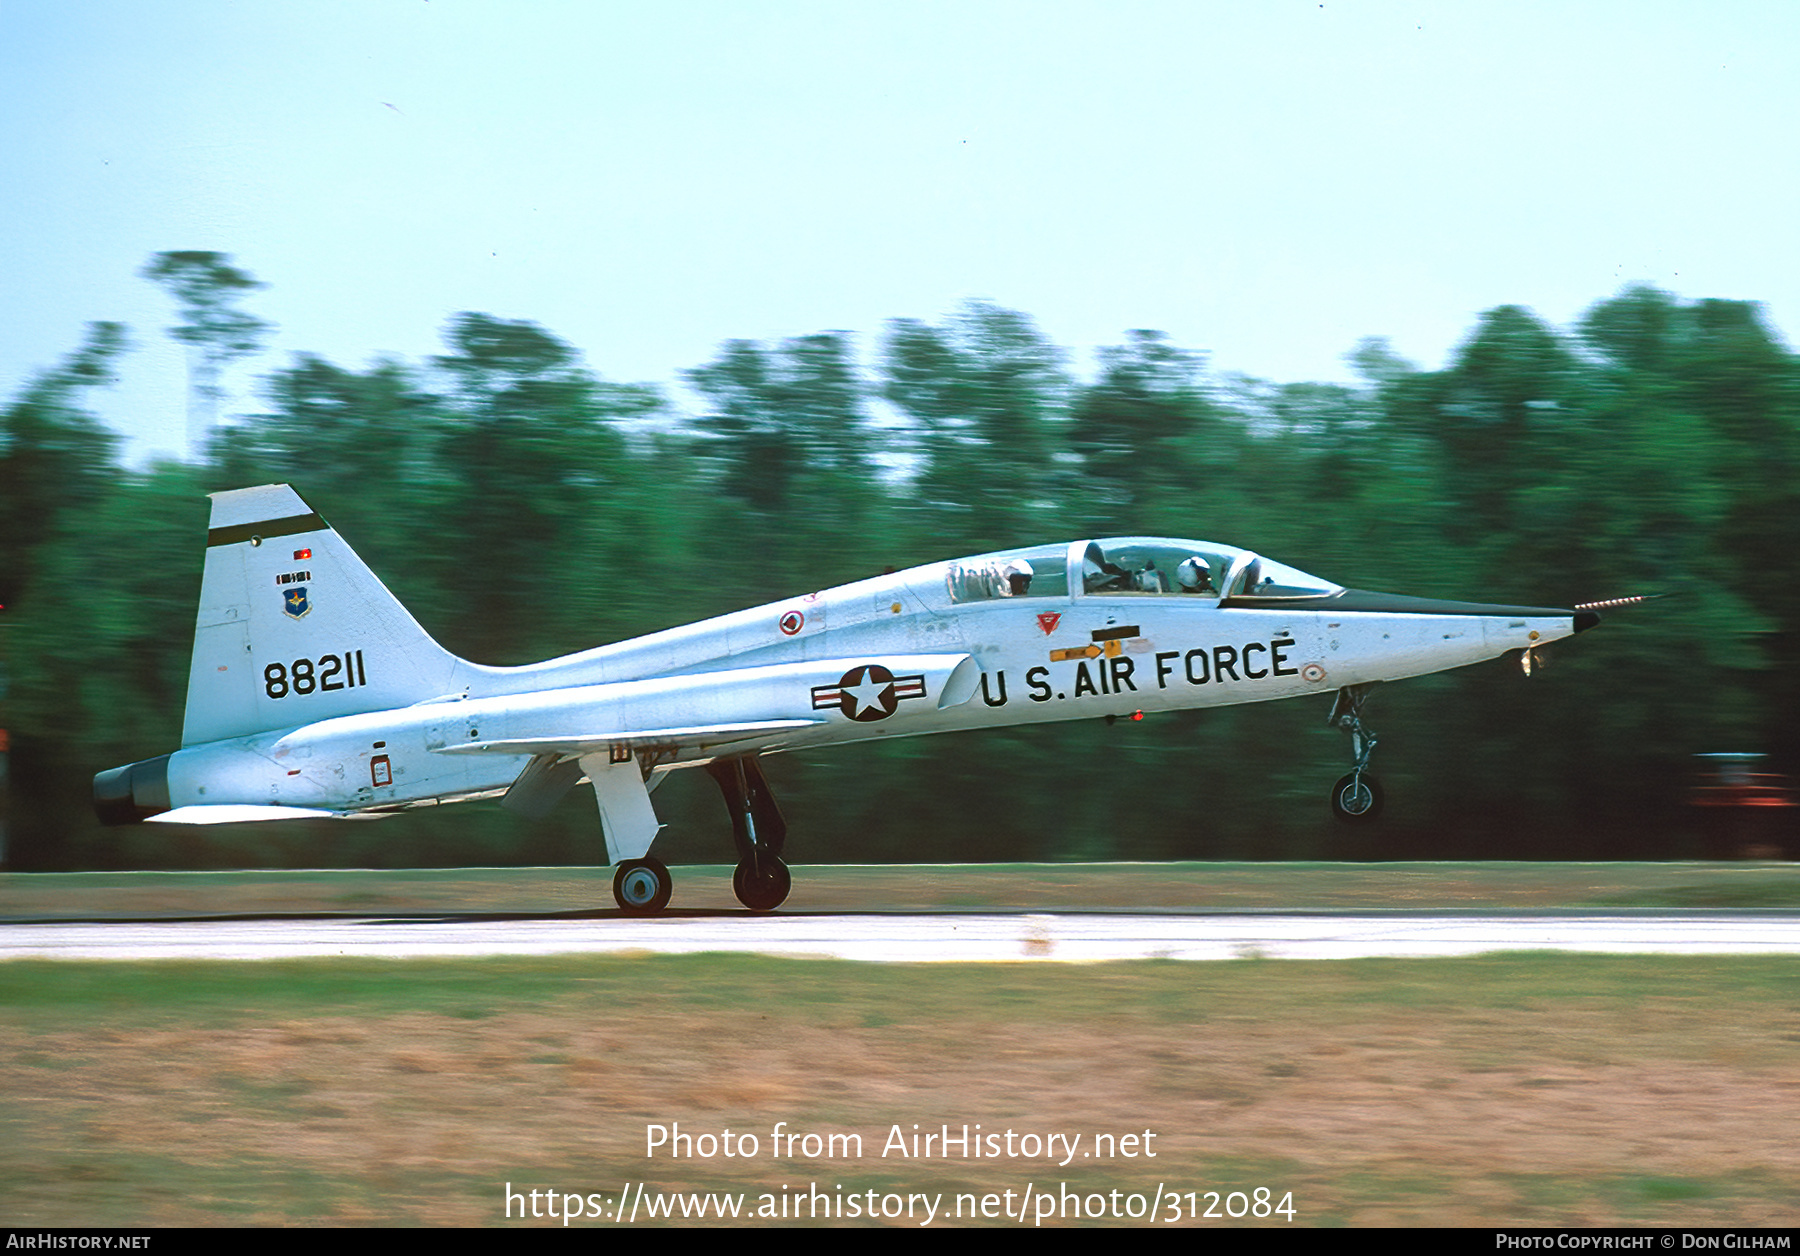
[
  {"xmin": 840, "ymin": 663, "xmax": 898, "ymax": 721},
  {"xmin": 779, "ymin": 610, "xmax": 805, "ymax": 636},
  {"xmin": 810, "ymin": 664, "xmax": 929, "ymax": 723},
  {"xmin": 1301, "ymin": 662, "xmax": 1328, "ymax": 684}
]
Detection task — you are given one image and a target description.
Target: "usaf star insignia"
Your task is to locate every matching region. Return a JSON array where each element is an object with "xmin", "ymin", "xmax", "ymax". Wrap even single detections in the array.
[{"xmin": 811, "ymin": 664, "xmax": 927, "ymax": 722}]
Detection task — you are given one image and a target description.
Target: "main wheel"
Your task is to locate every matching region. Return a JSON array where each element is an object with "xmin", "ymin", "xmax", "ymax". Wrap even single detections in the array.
[
  {"xmin": 733, "ymin": 857, "xmax": 791, "ymax": 912},
  {"xmin": 613, "ymin": 857, "xmax": 673, "ymax": 915},
  {"xmin": 1330, "ymin": 772, "xmax": 1384, "ymax": 824}
]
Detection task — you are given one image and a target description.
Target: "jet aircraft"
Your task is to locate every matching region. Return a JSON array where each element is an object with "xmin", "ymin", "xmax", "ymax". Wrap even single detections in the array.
[{"xmin": 94, "ymin": 484, "xmax": 1600, "ymax": 913}]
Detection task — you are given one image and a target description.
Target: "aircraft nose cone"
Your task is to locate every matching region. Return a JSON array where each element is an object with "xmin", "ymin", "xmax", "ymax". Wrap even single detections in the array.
[{"xmin": 1574, "ymin": 611, "xmax": 1601, "ymax": 633}]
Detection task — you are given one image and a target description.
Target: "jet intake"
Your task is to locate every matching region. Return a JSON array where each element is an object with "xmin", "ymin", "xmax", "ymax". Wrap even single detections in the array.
[{"xmin": 92, "ymin": 754, "xmax": 172, "ymax": 826}]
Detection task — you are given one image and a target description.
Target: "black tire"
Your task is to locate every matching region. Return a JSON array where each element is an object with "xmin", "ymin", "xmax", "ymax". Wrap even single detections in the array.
[
  {"xmin": 1330, "ymin": 773, "xmax": 1384, "ymax": 824},
  {"xmin": 733, "ymin": 857, "xmax": 792, "ymax": 912},
  {"xmin": 613, "ymin": 857, "xmax": 673, "ymax": 915}
]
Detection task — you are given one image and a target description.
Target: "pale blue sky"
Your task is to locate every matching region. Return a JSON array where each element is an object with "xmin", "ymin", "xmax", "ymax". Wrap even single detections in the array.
[{"xmin": 4, "ymin": 0, "xmax": 1796, "ymax": 460}]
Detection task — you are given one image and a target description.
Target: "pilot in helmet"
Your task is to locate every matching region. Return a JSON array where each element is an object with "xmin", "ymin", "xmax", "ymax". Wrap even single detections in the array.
[{"xmin": 1176, "ymin": 556, "xmax": 1215, "ymax": 594}]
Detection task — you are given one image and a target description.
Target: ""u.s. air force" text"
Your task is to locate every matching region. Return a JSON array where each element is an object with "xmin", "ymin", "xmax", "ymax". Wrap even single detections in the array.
[{"xmin": 977, "ymin": 639, "xmax": 1299, "ymax": 706}]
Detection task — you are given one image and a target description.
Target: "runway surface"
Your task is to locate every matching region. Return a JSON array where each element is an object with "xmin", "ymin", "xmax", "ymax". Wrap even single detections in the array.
[{"xmin": 6, "ymin": 912, "xmax": 1800, "ymax": 962}]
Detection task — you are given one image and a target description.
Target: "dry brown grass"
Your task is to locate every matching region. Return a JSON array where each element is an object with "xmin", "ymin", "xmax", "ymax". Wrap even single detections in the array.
[{"xmin": 3, "ymin": 953, "xmax": 1797, "ymax": 1227}]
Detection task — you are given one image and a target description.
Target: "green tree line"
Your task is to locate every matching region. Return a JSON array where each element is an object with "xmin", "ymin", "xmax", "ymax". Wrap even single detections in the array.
[{"xmin": 4, "ymin": 263, "xmax": 1796, "ymax": 870}]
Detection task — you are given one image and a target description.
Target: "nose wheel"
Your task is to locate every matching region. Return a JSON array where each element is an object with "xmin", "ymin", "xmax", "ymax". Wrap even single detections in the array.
[
  {"xmin": 1327, "ymin": 684, "xmax": 1384, "ymax": 824},
  {"xmin": 1330, "ymin": 772, "xmax": 1384, "ymax": 823}
]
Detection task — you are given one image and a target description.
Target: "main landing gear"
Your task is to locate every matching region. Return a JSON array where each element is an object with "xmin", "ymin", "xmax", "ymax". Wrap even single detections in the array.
[
  {"xmin": 708, "ymin": 754, "xmax": 792, "ymax": 911},
  {"xmin": 595, "ymin": 752, "xmax": 792, "ymax": 915},
  {"xmin": 1328, "ymin": 684, "xmax": 1383, "ymax": 824},
  {"xmin": 613, "ymin": 857, "xmax": 673, "ymax": 915},
  {"xmin": 732, "ymin": 858, "xmax": 792, "ymax": 913}
]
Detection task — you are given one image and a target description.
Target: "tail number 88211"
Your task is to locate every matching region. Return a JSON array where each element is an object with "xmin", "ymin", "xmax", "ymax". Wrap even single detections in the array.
[{"xmin": 263, "ymin": 651, "xmax": 367, "ymax": 699}]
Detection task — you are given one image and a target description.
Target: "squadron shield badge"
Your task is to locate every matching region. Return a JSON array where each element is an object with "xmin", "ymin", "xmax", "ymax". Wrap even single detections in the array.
[{"xmin": 282, "ymin": 586, "xmax": 311, "ymax": 619}]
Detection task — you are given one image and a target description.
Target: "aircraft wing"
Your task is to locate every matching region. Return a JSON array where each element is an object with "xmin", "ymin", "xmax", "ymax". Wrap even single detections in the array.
[
  {"xmin": 431, "ymin": 652, "xmax": 982, "ymax": 761},
  {"xmin": 144, "ymin": 655, "xmax": 981, "ymax": 826},
  {"xmin": 434, "ymin": 719, "xmax": 824, "ymax": 758},
  {"xmin": 146, "ymin": 805, "xmax": 386, "ymax": 824}
]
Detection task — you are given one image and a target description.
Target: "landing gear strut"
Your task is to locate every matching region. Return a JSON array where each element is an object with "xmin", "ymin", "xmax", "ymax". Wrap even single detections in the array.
[
  {"xmin": 708, "ymin": 754, "xmax": 792, "ymax": 911},
  {"xmin": 1327, "ymin": 684, "xmax": 1383, "ymax": 824}
]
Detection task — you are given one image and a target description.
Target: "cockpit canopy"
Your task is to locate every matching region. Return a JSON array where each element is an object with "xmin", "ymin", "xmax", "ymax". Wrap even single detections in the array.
[{"xmin": 944, "ymin": 538, "xmax": 1341, "ymax": 604}]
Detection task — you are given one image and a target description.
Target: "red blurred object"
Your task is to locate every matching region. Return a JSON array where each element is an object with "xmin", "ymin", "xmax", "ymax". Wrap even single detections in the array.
[{"xmin": 1689, "ymin": 753, "xmax": 1797, "ymax": 808}]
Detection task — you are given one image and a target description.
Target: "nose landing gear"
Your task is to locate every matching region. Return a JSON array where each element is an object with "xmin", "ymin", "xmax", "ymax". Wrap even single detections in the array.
[
  {"xmin": 1330, "ymin": 771, "xmax": 1384, "ymax": 823},
  {"xmin": 1328, "ymin": 684, "xmax": 1383, "ymax": 824}
]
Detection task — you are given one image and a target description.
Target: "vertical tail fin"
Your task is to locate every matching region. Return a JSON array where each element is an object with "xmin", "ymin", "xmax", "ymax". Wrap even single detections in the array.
[{"xmin": 182, "ymin": 484, "xmax": 464, "ymax": 746}]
